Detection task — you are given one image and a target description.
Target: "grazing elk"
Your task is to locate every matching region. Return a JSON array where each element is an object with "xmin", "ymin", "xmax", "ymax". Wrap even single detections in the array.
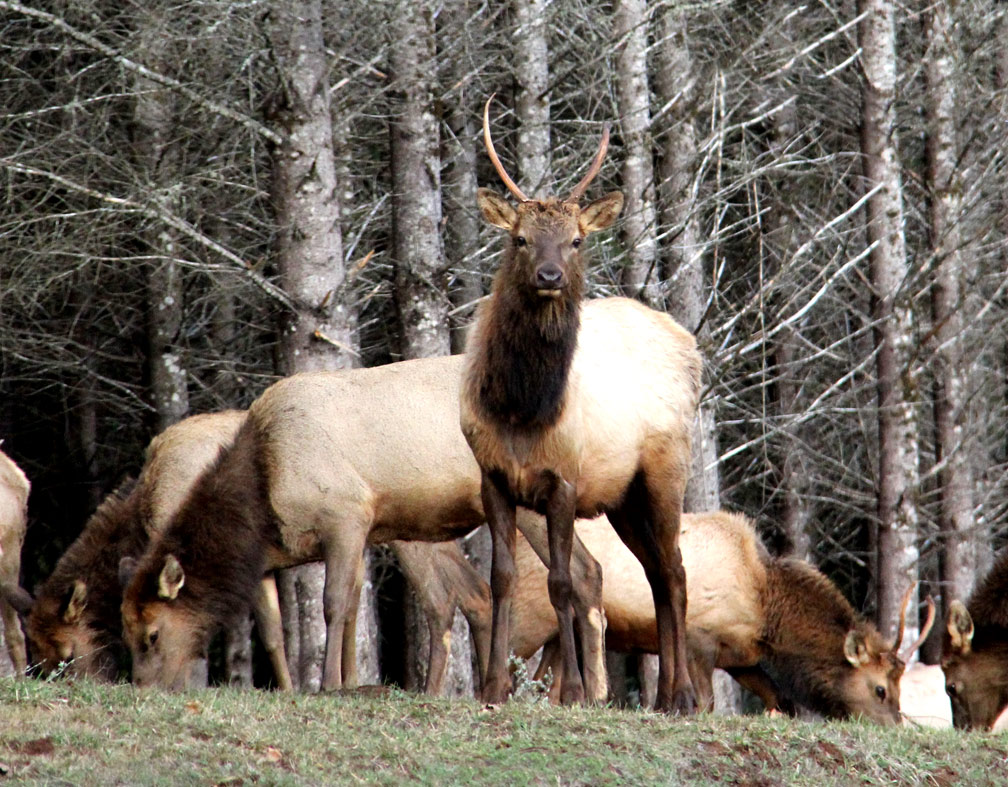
[
  {"xmin": 942, "ymin": 548, "xmax": 1008, "ymax": 730},
  {"xmin": 120, "ymin": 358, "xmax": 606, "ymax": 695},
  {"xmin": 522, "ymin": 512, "xmax": 934, "ymax": 724},
  {"xmin": 460, "ymin": 98, "xmax": 701, "ymax": 711},
  {"xmin": 15, "ymin": 412, "xmax": 296, "ymax": 687},
  {"xmin": 0, "ymin": 446, "xmax": 30, "ymax": 675}
]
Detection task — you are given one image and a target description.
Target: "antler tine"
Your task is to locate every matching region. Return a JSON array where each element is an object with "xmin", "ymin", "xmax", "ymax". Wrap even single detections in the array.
[
  {"xmin": 899, "ymin": 595, "xmax": 937, "ymax": 663},
  {"xmin": 566, "ymin": 123, "xmax": 611, "ymax": 203},
  {"xmin": 894, "ymin": 581, "xmax": 916, "ymax": 651},
  {"xmin": 483, "ymin": 95, "xmax": 529, "ymax": 203}
]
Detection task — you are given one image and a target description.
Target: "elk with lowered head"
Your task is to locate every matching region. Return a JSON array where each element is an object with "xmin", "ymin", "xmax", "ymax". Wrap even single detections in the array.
[
  {"xmin": 942, "ymin": 548, "xmax": 1008, "ymax": 730},
  {"xmin": 460, "ymin": 97, "xmax": 702, "ymax": 712},
  {"xmin": 0, "ymin": 447, "xmax": 30, "ymax": 675}
]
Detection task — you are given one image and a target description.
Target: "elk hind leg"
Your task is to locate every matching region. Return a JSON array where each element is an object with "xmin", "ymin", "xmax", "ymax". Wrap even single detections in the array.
[
  {"xmin": 481, "ymin": 469, "xmax": 518, "ymax": 704},
  {"xmin": 320, "ymin": 526, "xmax": 368, "ymax": 692},
  {"xmin": 252, "ymin": 574, "xmax": 294, "ymax": 691},
  {"xmin": 0, "ymin": 598, "xmax": 26, "ymax": 675}
]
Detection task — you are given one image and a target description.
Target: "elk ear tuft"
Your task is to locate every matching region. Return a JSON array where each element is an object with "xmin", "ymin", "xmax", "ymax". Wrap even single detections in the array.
[
  {"xmin": 63, "ymin": 579, "xmax": 87, "ymax": 624},
  {"xmin": 477, "ymin": 188, "xmax": 517, "ymax": 230},
  {"xmin": 947, "ymin": 600, "xmax": 974, "ymax": 655},
  {"xmin": 579, "ymin": 191, "xmax": 623, "ymax": 235},
  {"xmin": 843, "ymin": 630, "xmax": 871, "ymax": 667},
  {"xmin": 158, "ymin": 554, "xmax": 185, "ymax": 601}
]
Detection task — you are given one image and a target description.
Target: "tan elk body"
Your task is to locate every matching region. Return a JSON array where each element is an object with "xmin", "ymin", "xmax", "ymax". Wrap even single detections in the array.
[
  {"xmin": 0, "ymin": 447, "xmax": 30, "ymax": 675},
  {"xmin": 521, "ymin": 512, "xmax": 931, "ymax": 724},
  {"xmin": 942, "ymin": 548, "xmax": 1008, "ymax": 729},
  {"xmin": 460, "ymin": 99, "xmax": 701, "ymax": 710},
  {"xmin": 120, "ymin": 356, "xmax": 605, "ymax": 694}
]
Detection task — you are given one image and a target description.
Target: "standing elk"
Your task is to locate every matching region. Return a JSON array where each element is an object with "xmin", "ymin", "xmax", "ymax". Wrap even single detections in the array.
[
  {"xmin": 942, "ymin": 548, "xmax": 1008, "ymax": 730},
  {"xmin": 120, "ymin": 358, "xmax": 607, "ymax": 695},
  {"xmin": 460, "ymin": 98, "xmax": 701, "ymax": 711},
  {"xmin": 0, "ymin": 446, "xmax": 30, "ymax": 675},
  {"xmin": 521, "ymin": 512, "xmax": 934, "ymax": 725}
]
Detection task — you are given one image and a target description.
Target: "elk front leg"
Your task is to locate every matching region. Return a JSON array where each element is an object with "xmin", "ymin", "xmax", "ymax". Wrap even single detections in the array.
[
  {"xmin": 252, "ymin": 574, "xmax": 294, "ymax": 691},
  {"xmin": 340, "ymin": 554, "xmax": 364, "ymax": 689},
  {"xmin": 0, "ymin": 597, "xmax": 26, "ymax": 675},
  {"xmin": 516, "ymin": 511, "xmax": 607, "ymax": 702},
  {"xmin": 540, "ymin": 471, "xmax": 584, "ymax": 706},
  {"xmin": 320, "ymin": 528, "xmax": 368, "ymax": 692},
  {"xmin": 482, "ymin": 469, "xmax": 517, "ymax": 704}
]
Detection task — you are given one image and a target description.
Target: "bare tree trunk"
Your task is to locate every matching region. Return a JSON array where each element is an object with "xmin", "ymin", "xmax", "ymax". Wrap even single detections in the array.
[
  {"xmin": 923, "ymin": 0, "xmax": 978, "ymax": 609},
  {"xmin": 614, "ymin": 0, "xmax": 661, "ymax": 308},
  {"xmin": 513, "ymin": 0, "xmax": 552, "ymax": 197},
  {"xmin": 389, "ymin": 0, "xmax": 449, "ymax": 360},
  {"xmin": 268, "ymin": 0, "xmax": 359, "ymax": 690},
  {"xmin": 857, "ymin": 0, "xmax": 920, "ymax": 647},
  {"xmin": 653, "ymin": 5, "xmax": 721, "ymax": 517},
  {"xmin": 440, "ymin": 3, "xmax": 483, "ymax": 353}
]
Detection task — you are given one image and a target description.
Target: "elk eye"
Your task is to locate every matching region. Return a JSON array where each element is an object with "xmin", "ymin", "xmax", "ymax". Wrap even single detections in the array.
[
  {"xmin": 572, "ymin": 237, "xmax": 582, "ymax": 248},
  {"xmin": 875, "ymin": 685, "xmax": 886, "ymax": 701},
  {"xmin": 946, "ymin": 683, "xmax": 957, "ymax": 698},
  {"xmin": 148, "ymin": 630, "xmax": 159, "ymax": 648},
  {"xmin": 514, "ymin": 236, "xmax": 527, "ymax": 247}
]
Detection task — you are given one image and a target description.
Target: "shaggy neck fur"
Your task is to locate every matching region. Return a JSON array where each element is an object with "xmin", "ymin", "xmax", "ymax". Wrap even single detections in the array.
[
  {"xmin": 125, "ymin": 419, "xmax": 271, "ymax": 644},
  {"xmin": 471, "ymin": 260, "xmax": 583, "ymax": 431},
  {"xmin": 967, "ymin": 547, "xmax": 1008, "ymax": 648},
  {"xmin": 761, "ymin": 558, "xmax": 889, "ymax": 718},
  {"xmin": 35, "ymin": 477, "xmax": 141, "ymax": 643}
]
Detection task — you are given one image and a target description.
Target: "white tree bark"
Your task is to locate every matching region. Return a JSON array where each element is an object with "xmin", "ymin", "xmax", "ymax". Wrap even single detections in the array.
[
  {"xmin": 857, "ymin": 0, "xmax": 920, "ymax": 648},
  {"xmin": 924, "ymin": 0, "xmax": 979, "ymax": 607},
  {"xmin": 513, "ymin": 0, "xmax": 552, "ymax": 197},
  {"xmin": 614, "ymin": 0, "xmax": 661, "ymax": 308}
]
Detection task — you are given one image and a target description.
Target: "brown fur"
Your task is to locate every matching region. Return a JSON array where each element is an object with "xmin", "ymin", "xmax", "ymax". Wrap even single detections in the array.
[
  {"xmin": 462, "ymin": 193, "xmax": 701, "ymax": 712},
  {"xmin": 119, "ymin": 357, "xmax": 604, "ymax": 693},
  {"xmin": 942, "ymin": 548, "xmax": 1008, "ymax": 729},
  {"xmin": 0, "ymin": 448, "xmax": 30, "ymax": 674},
  {"xmin": 25, "ymin": 478, "xmax": 140, "ymax": 678},
  {"xmin": 524, "ymin": 512, "xmax": 909, "ymax": 724}
]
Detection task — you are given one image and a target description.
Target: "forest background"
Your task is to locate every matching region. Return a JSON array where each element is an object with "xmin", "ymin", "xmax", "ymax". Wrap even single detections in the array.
[{"xmin": 0, "ymin": 0, "xmax": 1005, "ymax": 697}]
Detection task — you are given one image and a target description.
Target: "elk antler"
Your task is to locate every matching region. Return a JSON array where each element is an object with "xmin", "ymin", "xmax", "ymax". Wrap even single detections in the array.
[
  {"xmin": 566, "ymin": 123, "xmax": 610, "ymax": 203},
  {"xmin": 483, "ymin": 95, "xmax": 529, "ymax": 203},
  {"xmin": 899, "ymin": 595, "xmax": 937, "ymax": 662},
  {"xmin": 894, "ymin": 581, "xmax": 916, "ymax": 651}
]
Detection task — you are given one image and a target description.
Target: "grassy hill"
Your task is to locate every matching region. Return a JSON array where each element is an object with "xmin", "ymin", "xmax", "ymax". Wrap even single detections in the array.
[{"xmin": 1, "ymin": 678, "xmax": 1005, "ymax": 785}]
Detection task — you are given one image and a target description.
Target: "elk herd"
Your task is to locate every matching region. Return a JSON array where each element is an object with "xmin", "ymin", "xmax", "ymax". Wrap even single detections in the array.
[{"xmin": 1, "ymin": 98, "xmax": 1006, "ymax": 734}]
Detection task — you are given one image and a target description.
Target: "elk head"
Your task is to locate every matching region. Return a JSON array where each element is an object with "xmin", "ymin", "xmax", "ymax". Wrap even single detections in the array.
[
  {"xmin": 477, "ymin": 96, "xmax": 623, "ymax": 307},
  {"xmin": 838, "ymin": 586, "xmax": 935, "ymax": 725},
  {"xmin": 941, "ymin": 600, "xmax": 1008, "ymax": 730},
  {"xmin": 22, "ymin": 579, "xmax": 115, "ymax": 679},
  {"xmin": 120, "ymin": 554, "xmax": 207, "ymax": 690}
]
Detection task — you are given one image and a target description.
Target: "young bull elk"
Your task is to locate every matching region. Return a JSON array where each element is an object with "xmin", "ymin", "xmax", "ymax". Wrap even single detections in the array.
[
  {"xmin": 942, "ymin": 548, "xmax": 1008, "ymax": 730},
  {"xmin": 120, "ymin": 360, "xmax": 607, "ymax": 695},
  {"xmin": 0, "ymin": 447, "xmax": 30, "ymax": 675},
  {"xmin": 461, "ymin": 98, "xmax": 702, "ymax": 711},
  {"xmin": 525, "ymin": 512, "xmax": 934, "ymax": 724}
]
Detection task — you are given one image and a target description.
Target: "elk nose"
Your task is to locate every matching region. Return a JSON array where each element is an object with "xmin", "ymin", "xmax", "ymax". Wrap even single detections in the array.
[{"xmin": 535, "ymin": 264, "xmax": 564, "ymax": 290}]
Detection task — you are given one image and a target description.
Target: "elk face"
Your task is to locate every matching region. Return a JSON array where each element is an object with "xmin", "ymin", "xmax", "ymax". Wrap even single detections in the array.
[
  {"xmin": 478, "ymin": 95, "xmax": 623, "ymax": 303},
  {"xmin": 478, "ymin": 192, "xmax": 623, "ymax": 301},
  {"xmin": 25, "ymin": 580, "xmax": 117, "ymax": 679},
  {"xmin": 120, "ymin": 554, "xmax": 205, "ymax": 690},
  {"xmin": 840, "ymin": 629, "xmax": 905, "ymax": 724},
  {"xmin": 942, "ymin": 601, "xmax": 1008, "ymax": 730}
]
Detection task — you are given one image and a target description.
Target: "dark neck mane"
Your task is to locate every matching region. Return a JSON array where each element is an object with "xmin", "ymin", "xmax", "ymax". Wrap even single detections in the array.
[{"xmin": 473, "ymin": 282, "xmax": 581, "ymax": 430}]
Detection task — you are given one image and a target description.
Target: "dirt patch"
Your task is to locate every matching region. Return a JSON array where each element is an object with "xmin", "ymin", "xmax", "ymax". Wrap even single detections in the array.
[
  {"xmin": 809, "ymin": 740, "xmax": 845, "ymax": 771},
  {"xmin": 5, "ymin": 738, "xmax": 55, "ymax": 757}
]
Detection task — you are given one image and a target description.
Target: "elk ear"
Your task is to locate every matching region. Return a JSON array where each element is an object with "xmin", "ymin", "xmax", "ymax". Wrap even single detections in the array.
[
  {"xmin": 946, "ymin": 600, "xmax": 974, "ymax": 655},
  {"xmin": 843, "ymin": 630, "xmax": 871, "ymax": 667},
  {"xmin": 63, "ymin": 579, "xmax": 87, "ymax": 624},
  {"xmin": 0, "ymin": 582, "xmax": 34, "ymax": 616},
  {"xmin": 158, "ymin": 554, "xmax": 185, "ymax": 601},
  {"xmin": 579, "ymin": 191, "xmax": 624, "ymax": 235},
  {"xmin": 477, "ymin": 188, "xmax": 517, "ymax": 230},
  {"xmin": 118, "ymin": 557, "xmax": 138, "ymax": 589}
]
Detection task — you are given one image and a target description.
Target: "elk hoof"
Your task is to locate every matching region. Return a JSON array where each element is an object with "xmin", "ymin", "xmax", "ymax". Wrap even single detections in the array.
[
  {"xmin": 657, "ymin": 686, "xmax": 698, "ymax": 715},
  {"xmin": 481, "ymin": 675, "xmax": 512, "ymax": 705},
  {"xmin": 559, "ymin": 682, "xmax": 585, "ymax": 707}
]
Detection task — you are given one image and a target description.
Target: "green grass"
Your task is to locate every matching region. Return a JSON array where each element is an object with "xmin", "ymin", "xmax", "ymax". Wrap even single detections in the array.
[{"xmin": 1, "ymin": 678, "xmax": 1006, "ymax": 785}]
